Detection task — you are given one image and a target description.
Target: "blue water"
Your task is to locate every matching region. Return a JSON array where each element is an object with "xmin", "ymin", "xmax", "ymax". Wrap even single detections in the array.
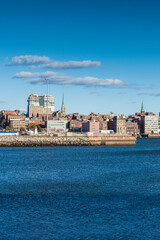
[{"xmin": 0, "ymin": 139, "xmax": 160, "ymax": 240}]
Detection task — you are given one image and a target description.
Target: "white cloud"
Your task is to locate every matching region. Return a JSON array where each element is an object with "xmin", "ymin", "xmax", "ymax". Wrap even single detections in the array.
[
  {"xmin": 6, "ymin": 55, "xmax": 51, "ymax": 65},
  {"xmin": 39, "ymin": 60, "xmax": 101, "ymax": 69},
  {"xmin": 13, "ymin": 71, "xmax": 123, "ymax": 87},
  {"xmin": 6, "ymin": 55, "xmax": 101, "ymax": 69},
  {"xmin": 13, "ymin": 71, "xmax": 63, "ymax": 78}
]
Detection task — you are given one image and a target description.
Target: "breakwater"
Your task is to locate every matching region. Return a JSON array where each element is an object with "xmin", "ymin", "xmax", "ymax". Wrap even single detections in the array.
[{"xmin": 0, "ymin": 135, "xmax": 136, "ymax": 147}]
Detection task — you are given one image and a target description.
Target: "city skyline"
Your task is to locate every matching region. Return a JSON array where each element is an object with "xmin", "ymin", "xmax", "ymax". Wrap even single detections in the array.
[{"xmin": 0, "ymin": 0, "xmax": 160, "ymax": 115}]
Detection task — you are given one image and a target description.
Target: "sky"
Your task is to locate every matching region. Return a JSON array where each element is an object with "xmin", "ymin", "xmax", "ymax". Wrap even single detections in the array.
[{"xmin": 0, "ymin": 0, "xmax": 160, "ymax": 115}]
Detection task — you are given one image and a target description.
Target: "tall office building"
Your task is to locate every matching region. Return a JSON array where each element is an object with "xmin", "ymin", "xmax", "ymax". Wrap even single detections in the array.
[{"xmin": 27, "ymin": 94, "xmax": 55, "ymax": 118}]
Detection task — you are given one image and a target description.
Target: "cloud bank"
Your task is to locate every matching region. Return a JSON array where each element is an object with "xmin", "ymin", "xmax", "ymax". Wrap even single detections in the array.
[
  {"xmin": 39, "ymin": 60, "xmax": 101, "ymax": 69},
  {"xmin": 13, "ymin": 71, "xmax": 123, "ymax": 87},
  {"xmin": 6, "ymin": 55, "xmax": 51, "ymax": 66},
  {"xmin": 6, "ymin": 55, "xmax": 101, "ymax": 69}
]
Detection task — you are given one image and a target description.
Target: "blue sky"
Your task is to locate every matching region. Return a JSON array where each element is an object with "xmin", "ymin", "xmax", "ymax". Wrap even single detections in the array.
[{"xmin": 0, "ymin": 0, "xmax": 160, "ymax": 115}]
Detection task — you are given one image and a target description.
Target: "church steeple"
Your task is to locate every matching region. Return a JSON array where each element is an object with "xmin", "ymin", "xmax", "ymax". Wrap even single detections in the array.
[
  {"xmin": 62, "ymin": 93, "xmax": 65, "ymax": 107},
  {"xmin": 141, "ymin": 101, "xmax": 145, "ymax": 114},
  {"xmin": 61, "ymin": 93, "xmax": 66, "ymax": 116}
]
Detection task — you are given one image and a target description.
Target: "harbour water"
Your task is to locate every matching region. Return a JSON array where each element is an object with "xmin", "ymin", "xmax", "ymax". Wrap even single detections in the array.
[{"xmin": 0, "ymin": 139, "xmax": 160, "ymax": 239}]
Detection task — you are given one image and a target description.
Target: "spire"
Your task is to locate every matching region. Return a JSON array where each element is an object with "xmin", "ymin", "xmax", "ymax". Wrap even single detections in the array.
[
  {"xmin": 61, "ymin": 93, "xmax": 66, "ymax": 116},
  {"xmin": 141, "ymin": 101, "xmax": 145, "ymax": 114},
  {"xmin": 62, "ymin": 93, "xmax": 65, "ymax": 107}
]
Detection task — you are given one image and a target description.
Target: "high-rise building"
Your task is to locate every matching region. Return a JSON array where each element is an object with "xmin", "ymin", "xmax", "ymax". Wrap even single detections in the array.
[
  {"xmin": 61, "ymin": 94, "xmax": 66, "ymax": 117},
  {"xmin": 27, "ymin": 94, "xmax": 55, "ymax": 118}
]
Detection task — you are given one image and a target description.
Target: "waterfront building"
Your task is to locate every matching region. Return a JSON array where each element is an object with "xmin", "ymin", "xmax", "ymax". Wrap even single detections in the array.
[
  {"xmin": 47, "ymin": 120, "xmax": 68, "ymax": 133},
  {"xmin": 112, "ymin": 116, "xmax": 126, "ymax": 134},
  {"xmin": 131, "ymin": 113, "xmax": 143, "ymax": 133},
  {"xmin": 99, "ymin": 120, "xmax": 108, "ymax": 131},
  {"xmin": 68, "ymin": 120, "xmax": 83, "ymax": 132},
  {"xmin": 126, "ymin": 119, "xmax": 139, "ymax": 135},
  {"xmin": 108, "ymin": 119, "xmax": 114, "ymax": 131},
  {"xmin": 82, "ymin": 121, "xmax": 99, "ymax": 133},
  {"xmin": 27, "ymin": 94, "xmax": 55, "ymax": 118},
  {"xmin": 141, "ymin": 115, "xmax": 159, "ymax": 134}
]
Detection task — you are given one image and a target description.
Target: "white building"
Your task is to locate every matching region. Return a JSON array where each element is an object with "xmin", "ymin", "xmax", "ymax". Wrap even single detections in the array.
[
  {"xmin": 47, "ymin": 120, "xmax": 68, "ymax": 132},
  {"xmin": 141, "ymin": 115, "xmax": 159, "ymax": 134}
]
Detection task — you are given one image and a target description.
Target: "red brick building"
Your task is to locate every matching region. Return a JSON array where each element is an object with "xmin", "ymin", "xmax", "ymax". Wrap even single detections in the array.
[
  {"xmin": 126, "ymin": 121, "xmax": 139, "ymax": 134},
  {"xmin": 82, "ymin": 121, "xmax": 99, "ymax": 133},
  {"xmin": 99, "ymin": 121, "xmax": 108, "ymax": 131},
  {"xmin": 68, "ymin": 120, "xmax": 83, "ymax": 132}
]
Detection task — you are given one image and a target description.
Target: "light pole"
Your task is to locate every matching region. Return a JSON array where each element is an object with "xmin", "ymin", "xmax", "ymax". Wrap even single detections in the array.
[{"xmin": 45, "ymin": 78, "xmax": 50, "ymax": 135}]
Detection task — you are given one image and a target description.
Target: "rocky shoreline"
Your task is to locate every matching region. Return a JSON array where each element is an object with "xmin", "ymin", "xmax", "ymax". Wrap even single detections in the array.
[{"xmin": 0, "ymin": 135, "xmax": 136, "ymax": 147}]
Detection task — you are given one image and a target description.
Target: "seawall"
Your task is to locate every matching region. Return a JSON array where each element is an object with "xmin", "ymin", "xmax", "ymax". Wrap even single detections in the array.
[
  {"xmin": 0, "ymin": 135, "xmax": 136, "ymax": 147},
  {"xmin": 148, "ymin": 134, "xmax": 160, "ymax": 138}
]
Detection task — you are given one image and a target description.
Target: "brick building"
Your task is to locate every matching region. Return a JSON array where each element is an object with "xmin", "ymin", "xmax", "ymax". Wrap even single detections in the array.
[
  {"xmin": 126, "ymin": 121, "xmax": 139, "ymax": 135},
  {"xmin": 112, "ymin": 116, "xmax": 126, "ymax": 134},
  {"xmin": 82, "ymin": 121, "xmax": 99, "ymax": 133},
  {"xmin": 68, "ymin": 120, "xmax": 83, "ymax": 132}
]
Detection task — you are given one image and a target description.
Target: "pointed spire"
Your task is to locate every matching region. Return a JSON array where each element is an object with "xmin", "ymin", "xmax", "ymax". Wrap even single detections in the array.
[
  {"xmin": 62, "ymin": 93, "xmax": 65, "ymax": 107},
  {"xmin": 61, "ymin": 93, "xmax": 66, "ymax": 116},
  {"xmin": 141, "ymin": 101, "xmax": 145, "ymax": 114}
]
